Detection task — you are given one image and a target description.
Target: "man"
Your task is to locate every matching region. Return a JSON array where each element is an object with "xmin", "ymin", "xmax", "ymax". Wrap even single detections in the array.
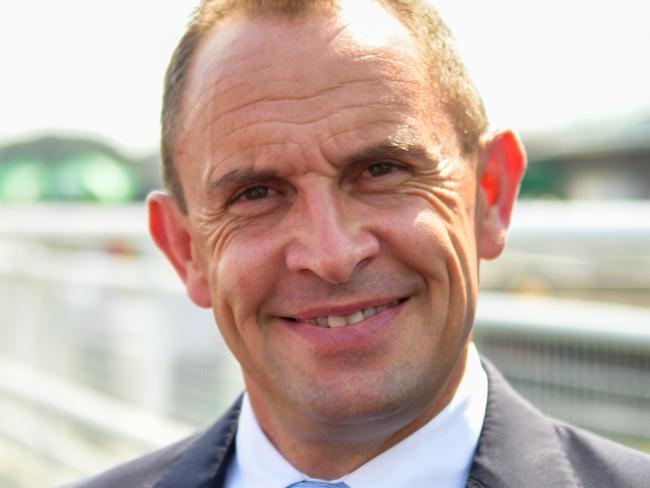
[{"xmin": 68, "ymin": 0, "xmax": 650, "ymax": 486}]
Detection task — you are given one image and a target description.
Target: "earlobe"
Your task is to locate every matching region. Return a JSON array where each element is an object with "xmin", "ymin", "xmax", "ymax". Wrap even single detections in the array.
[
  {"xmin": 477, "ymin": 129, "xmax": 527, "ymax": 260},
  {"xmin": 147, "ymin": 191, "xmax": 212, "ymax": 308}
]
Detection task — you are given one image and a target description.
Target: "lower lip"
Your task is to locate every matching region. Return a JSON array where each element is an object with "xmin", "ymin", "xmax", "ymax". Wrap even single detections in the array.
[{"xmin": 283, "ymin": 299, "xmax": 408, "ymax": 350}]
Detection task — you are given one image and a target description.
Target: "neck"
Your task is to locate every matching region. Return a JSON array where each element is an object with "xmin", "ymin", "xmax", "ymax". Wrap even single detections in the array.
[{"xmin": 246, "ymin": 347, "xmax": 469, "ymax": 480}]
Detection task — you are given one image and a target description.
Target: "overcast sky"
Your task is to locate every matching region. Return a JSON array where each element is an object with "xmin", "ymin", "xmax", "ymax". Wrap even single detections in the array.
[{"xmin": 1, "ymin": 0, "xmax": 649, "ymax": 156}]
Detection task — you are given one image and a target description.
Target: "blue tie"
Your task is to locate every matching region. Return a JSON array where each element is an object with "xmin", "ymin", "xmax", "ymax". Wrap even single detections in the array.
[{"xmin": 287, "ymin": 482, "xmax": 350, "ymax": 488}]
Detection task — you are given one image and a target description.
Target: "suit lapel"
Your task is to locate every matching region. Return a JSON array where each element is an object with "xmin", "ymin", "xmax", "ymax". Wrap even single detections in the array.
[
  {"xmin": 466, "ymin": 359, "xmax": 579, "ymax": 488},
  {"xmin": 155, "ymin": 396, "xmax": 243, "ymax": 488}
]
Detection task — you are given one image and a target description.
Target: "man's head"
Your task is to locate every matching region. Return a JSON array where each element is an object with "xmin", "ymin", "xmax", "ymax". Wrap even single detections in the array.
[
  {"xmin": 149, "ymin": 0, "xmax": 525, "ymax": 476},
  {"xmin": 161, "ymin": 0, "xmax": 490, "ymax": 212}
]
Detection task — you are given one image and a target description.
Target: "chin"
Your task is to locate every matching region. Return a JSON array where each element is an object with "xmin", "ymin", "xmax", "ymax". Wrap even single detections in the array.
[{"xmin": 293, "ymin": 368, "xmax": 433, "ymax": 430}]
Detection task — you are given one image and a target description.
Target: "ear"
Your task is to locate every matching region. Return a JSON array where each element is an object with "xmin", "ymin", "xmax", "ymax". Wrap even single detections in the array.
[
  {"xmin": 477, "ymin": 129, "xmax": 527, "ymax": 260},
  {"xmin": 147, "ymin": 191, "xmax": 212, "ymax": 308}
]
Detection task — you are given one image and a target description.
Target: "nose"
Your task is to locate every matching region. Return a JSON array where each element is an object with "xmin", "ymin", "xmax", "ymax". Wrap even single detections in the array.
[{"xmin": 285, "ymin": 185, "xmax": 380, "ymax": 284}]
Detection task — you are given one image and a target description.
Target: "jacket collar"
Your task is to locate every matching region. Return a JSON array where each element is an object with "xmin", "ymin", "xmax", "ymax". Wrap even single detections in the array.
[
  {"xmin": 155, "ymin": 396, "xmax": 242, "ymax": 488},
  {"xmin": 466, "ymin": 359, "xmax": 578, "ymax": 487}
]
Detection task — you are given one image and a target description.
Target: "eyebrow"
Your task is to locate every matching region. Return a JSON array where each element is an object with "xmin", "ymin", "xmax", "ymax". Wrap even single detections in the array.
[
  {"xmin": 206, "ymin": 168, "xmax": 280, "ymax": 200},
  {"xmin": 345, "ymin": 139, "xmax": 438, "ymax": 170}
]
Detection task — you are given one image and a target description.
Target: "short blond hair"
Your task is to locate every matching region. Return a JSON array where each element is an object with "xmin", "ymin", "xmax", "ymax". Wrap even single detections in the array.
[{"xmin": 161, "ymin": 0, "xmax": 488, "ymax": 212}]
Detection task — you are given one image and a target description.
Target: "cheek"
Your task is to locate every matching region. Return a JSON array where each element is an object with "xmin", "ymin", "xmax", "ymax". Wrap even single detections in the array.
[
  {"xmin": 372, "ymin": 202, "xmax": 451, "ymax": 290},
  {"xmin": 211, "ymin": 227, "xmax": 282, "ymax": 327},
  {"xmin": 205, "ymin": 232, "xmax": 283, "ymax": 375},
  {"xmin": 376, "ymin": 193, "xmax": 478, "ymax": 317}
]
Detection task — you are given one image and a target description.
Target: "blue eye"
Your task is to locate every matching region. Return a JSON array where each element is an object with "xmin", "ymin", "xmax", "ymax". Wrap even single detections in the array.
[{"xmin": 367, "ymin": 162, "xmax": 401, "ymax": 177}]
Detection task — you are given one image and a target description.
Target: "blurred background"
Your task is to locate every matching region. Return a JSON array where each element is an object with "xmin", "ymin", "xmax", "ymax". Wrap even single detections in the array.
[{"xmin": 1, "ymin": 0, "xmax": 649, "ymax": 486}]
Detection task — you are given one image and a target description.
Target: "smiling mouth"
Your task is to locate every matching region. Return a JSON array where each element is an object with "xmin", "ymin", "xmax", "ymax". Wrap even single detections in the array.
[{"xmin": 284, "ymin": 298, "xmax": 408, "ymax": 329}]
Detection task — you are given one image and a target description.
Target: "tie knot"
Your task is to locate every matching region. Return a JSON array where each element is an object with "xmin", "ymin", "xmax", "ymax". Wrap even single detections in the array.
[{"xmin": 287, "ymin": 481, "xmax": 350, "ymax": 488}]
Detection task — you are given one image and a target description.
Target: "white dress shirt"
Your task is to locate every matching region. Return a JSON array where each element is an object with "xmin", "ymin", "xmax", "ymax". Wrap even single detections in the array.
[{"xmin": 225, "ymin": 343, "xmax": 488, "ymax": 488}]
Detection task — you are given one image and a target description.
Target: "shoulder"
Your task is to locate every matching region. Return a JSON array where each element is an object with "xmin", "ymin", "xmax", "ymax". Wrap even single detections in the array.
[
  {"xmin": 60, "ymin": 396, "xmax": 242, "ymax": 488},
  {"xmin": 554, "ymin": 421, "xmax": 650, "ymax": 487},
  {"xmin": 470, "ymin": 358, "xmax": 650, "ymax": 488},
  {"xmin": 60, "ymin": 432, "xmax": 202, "ymax": 488}
]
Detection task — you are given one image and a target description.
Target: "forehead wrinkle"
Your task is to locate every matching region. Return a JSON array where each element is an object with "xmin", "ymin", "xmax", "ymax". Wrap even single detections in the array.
[
  {"xmin": 181, "ymin": 66, "xmax": 282, "ymax": 138},
  {"xmin": 182, "ymin": 43, "xmax": 425, "ymax": 147},
  {"xmin": 184, "ymin": 34, "xmax": 423, "ymax": 122},
  {"xmin": 185, "ymin": 76, "xmax": 381, "ymax": 145},
  {"xmin": 184, "ymin": 45, "xmax": 347, "ymax": 129},
  {"xmin": 320, "ymin": 118, "xmax": 417, "ymax": 148},
  {"xmin": 181, "ymin": 40, "xmax": 308, "ymax": 138},
  {"xmin": 198, "ymin": 74, "xmax": 416, "ymax": 129},
  {"xmin": 195, "ymin": 77, "xmax": 416, "ymax": 145},
  {"xmin": 203, "ymin": 100, "xmax": 410, "ymax": 144}
]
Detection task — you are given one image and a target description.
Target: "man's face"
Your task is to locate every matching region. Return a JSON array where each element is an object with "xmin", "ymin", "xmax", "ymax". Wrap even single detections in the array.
[{"xmin": 171, "ymin": 3, "xmax": 490, "ymax": 435}]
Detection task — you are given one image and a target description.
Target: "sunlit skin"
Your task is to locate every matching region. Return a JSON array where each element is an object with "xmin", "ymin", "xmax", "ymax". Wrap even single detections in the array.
[{"xmin": 149, "ymin": 0, "xmax": 525, "ymax": 480}]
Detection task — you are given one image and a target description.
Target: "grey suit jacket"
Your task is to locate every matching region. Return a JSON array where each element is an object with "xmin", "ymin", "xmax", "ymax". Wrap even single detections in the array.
[{"xmin": 64, "ymin": 360, "xmax": 650, "ymax": 487}]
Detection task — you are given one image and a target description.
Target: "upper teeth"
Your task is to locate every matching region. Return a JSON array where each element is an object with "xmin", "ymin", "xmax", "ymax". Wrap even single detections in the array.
[{"xmin": 298, "ymin": 300, "xmax": 402, "ymax": 328}]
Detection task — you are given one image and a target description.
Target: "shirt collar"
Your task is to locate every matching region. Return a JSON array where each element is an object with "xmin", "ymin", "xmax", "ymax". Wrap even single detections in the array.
[{"xmin": 227, "ymin": 343, "xmax": 487, "ymax": 488}]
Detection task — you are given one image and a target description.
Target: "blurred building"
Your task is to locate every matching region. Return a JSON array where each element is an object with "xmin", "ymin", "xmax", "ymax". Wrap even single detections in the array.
[
  {"xmin": 0, "ymin": 135, "xmax": 162, "ymax": 203},
  {"xmin": 521, "ymin": 112, "xmax": 650, "ymax": 200}
]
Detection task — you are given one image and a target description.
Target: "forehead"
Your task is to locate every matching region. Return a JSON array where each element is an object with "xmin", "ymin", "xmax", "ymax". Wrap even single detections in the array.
[
  {"xmin": 187, "ymin": 1, "xmax": 425, "ymax": 90},
  {"xmin": 175, "ymin": 2, "xmax": 458, "ymax": 190}
]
